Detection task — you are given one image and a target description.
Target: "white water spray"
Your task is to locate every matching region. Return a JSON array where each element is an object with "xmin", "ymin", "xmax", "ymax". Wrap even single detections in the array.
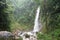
[{"xmin": 33, "ymin": 6, "xmax": 40, "ymax": 32}]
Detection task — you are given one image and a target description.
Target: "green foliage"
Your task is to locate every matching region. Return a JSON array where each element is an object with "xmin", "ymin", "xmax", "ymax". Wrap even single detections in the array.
[
  {"xmin": 1, "ymin": 0, "xmax": 60, "ymax": 39},
  {"xmin": 35, "ymin": 0, "xmax": 60, "ymax": 40},
  {"xmin": 34, "ymin": 0, "xmax": 60, "ymax": 33},
  {"xmin": 50, "ymin": 29, "xmax": 60, "ymax": 40},
  {"xmin": 37, "ymin": 33, "xmax": 57, "ymax": 40},
  {"xmin": 0, "ymin": 0, "xmax": 11, "ymax": 31},
  {"xmin": 6, "ymin": 0, "xmax": 38, "ymax": 31}
]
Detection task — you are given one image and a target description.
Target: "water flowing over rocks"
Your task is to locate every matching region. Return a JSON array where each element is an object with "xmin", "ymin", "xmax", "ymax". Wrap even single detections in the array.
[
  {"xmin": 16, "ymin": 6, "xmax": 42, "ymax": 40},
  {"xmin": 0, "ymin": 6, "xmax": 42, "ymax": 40}
]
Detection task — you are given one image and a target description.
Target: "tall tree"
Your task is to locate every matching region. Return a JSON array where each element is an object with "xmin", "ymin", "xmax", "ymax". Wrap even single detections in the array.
[{"xmin": 0, "ymin": 0, "xmax": 11, "ymax": 31}]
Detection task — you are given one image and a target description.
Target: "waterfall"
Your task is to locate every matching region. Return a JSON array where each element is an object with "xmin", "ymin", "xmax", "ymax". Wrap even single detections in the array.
[
  {"xmin": 17, "ymin": 6, "xmax": 42, "ymax": 40},
  {"xmin": 33, "ymin": 6, "xmax": 41, "ymax": 32}
]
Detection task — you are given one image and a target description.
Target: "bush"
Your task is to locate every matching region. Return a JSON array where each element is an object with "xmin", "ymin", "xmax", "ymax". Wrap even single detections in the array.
[{"xmin": 37, "ymin": 32, "xmax": 57, "ymax": 40}]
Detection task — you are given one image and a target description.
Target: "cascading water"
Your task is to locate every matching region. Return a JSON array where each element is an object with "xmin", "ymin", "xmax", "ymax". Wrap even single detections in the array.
[
  {"xmin": 33, "ymin": 6, "xmax": 41, "ymax": 32},
  {"xmin": 17, "ymin": 6, "xmax": 42, "ymax": 40}
]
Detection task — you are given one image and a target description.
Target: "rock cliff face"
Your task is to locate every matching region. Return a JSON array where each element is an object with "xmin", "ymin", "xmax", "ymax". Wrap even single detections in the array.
[
  {"xmin": 0, "ymin": 31, "xmax": 14, "ymax": 37},
  {"xmin": 0, "ymin": 31, "xmax": 14, "ymax": 40}
]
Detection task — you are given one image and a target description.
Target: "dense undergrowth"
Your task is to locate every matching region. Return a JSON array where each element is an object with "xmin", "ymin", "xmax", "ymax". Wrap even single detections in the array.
[{"xmin": 37, "ymin": 30, "xmax": 60, "ymax": 40}]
